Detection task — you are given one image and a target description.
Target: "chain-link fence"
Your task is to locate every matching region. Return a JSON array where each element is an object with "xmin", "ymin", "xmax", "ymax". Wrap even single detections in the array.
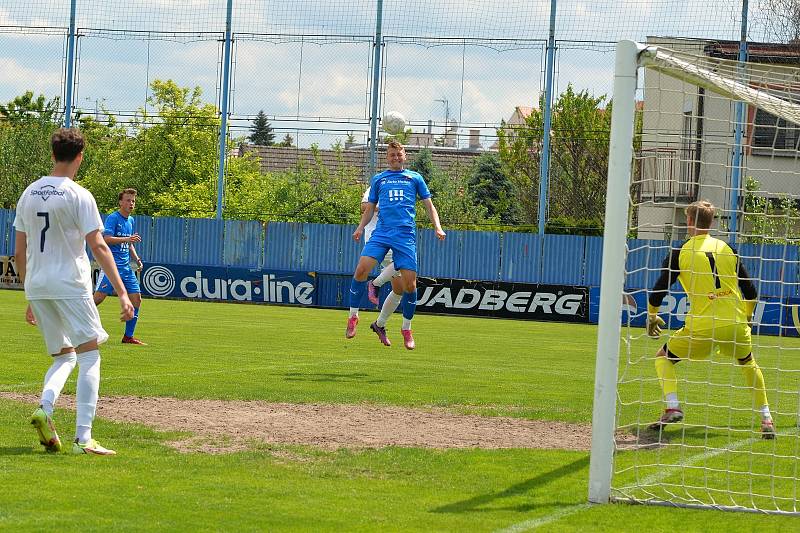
[{"xmin": 0, "ymin": 0, "xmax": 783, "ymax": 227}]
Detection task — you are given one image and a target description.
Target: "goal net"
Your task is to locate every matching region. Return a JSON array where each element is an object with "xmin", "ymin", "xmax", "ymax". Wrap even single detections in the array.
[{"xmin": 590, "ymin": 40, "xmax": 800, "ymax": 514}]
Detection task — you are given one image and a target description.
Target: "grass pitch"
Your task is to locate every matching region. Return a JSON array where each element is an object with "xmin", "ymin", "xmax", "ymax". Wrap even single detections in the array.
[{"xmin": 1, "ymin": 289, "xmax": 798, "ymax": 531}]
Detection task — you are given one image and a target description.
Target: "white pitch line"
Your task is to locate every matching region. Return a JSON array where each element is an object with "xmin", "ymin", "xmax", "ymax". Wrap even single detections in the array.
[
  {"xmin": 494, "ymin": 433, "xmax": 769, "ymax": 532},
  {"xmin": 493, "ymin": 503, "xmax": 593, "ymax": 533}
]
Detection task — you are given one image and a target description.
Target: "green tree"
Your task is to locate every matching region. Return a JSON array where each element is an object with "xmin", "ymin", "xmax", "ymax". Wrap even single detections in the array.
[
  {"xmin": 409, "ymin": 148, "xmax": 487, "ymax": 229},
  {"xmin": 0, "ymin": 122, "xmax": 56, "ymax": 208},
  {"xmin": 497, "ymin": 84, "xmax": 612, "ymax": 232},
  {"xmin": 742, "ymin": 176, "xmax": 800, "ymax": 243},
  {"xmin": 0, "ymin": 92, "xmax": 63, "ymax": 207},
  {"xmin": 225, "ymin": 145, "xmax": 362, "ymax": 223},
  {"xmin": 497, "ymin": 110, "xmax": 541, "ymax": 229},
  {"xmin": 249, "ymin": 110, "xmax": 275, "ymax": 146},
  {"xmin": 0, "ymin": 91, "xmax": 61, "ymax": 125},
  {"xmin": 278, "ymin": 133, "xmax": 294, "ymax": 147},
  {"xmin": 468, "ymin": 152, "xmax": 521, "ymax": 225},
  {"xmin": 79, "ymin": 79, "xmax": 259, "ymax": 216}
]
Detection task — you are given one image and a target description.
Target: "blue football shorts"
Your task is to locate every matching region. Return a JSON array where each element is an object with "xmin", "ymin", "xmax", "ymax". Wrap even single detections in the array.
[
  {"xmin": 95, "ymin": 265, "xmax": 141, "ymax": 295},
  {"xmin": 361, "ymin": 229, "xmax": 417, "ymax": 272}
]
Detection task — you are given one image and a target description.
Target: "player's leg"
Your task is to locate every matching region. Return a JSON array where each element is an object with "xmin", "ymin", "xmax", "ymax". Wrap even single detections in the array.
[
  {"xmin": 346, "ymin": 248, "xmax": 381, "ymax": 338},
  {"xmin": 386, "ymin": 244, "xmax": 418, "ymax": 349},
  {"xmin": 367, "ymin": 250, "xmax": 398, "ymax": 306},
  {"xmin": 370, "ymin": 276, "xmax": 404, "ymax": 346},
  {"xmin": 722, "ymin": 324, "xmax": 774, "ymax": 439},
  {"xmin": 651, "ymin": 328, "xmax": 712, "ymax": 429},
  {"xmin": 27, "ymin": 300, "xmax": 76, "ymax": 452},
  {"xmin": 121, "ymin": 269, "xmax": 145, "ymax": 345},
  {"xmin": 58, "ymin": 298, "xmax": 115, "ymax": 455},
  {"xmin": 397, "ymin": 269, "xmax": 418, "ymax": 350},
  {"xmin": 93, "ymin": 272, "xmax": 113, "ymax": 306}
]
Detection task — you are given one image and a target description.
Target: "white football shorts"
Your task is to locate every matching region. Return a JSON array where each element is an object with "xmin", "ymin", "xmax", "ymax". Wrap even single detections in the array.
[{"xmin": 29, "ymin": 298, "xmax": 109, "ymax": 355}]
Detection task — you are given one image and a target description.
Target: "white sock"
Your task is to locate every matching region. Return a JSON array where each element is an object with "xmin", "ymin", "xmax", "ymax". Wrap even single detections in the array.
[
  {"xmin": 761, "ymin": 405, "xmax": 772, "ymax": 420},
  {"xmin": 402, "ymin": 318, "xmax": 412, "ymax": 331},
  {"xmin": 665, "ymin": 393, "xmax": 679, "ymax": 410},
  {"xmin": 41, "ymin": 352, "xmax": 77, "ymax": 417},
  {"xmin": 76, "ymin": 350, "xmax": 101, "ymax": 441},
  {"xmin": 349, "ymin": 308, "xmax": 359, "ymax": 317},
  {"xmin": 76, "ymin": 425, "xmax": 92, "ymax": 444},
  {"xmin": 373, "ymin": 264, "xmax": 397, "ymax": 288},
  {"xmin": 376, "ymin": 291, "xmax": 403, "ymax": 327}
]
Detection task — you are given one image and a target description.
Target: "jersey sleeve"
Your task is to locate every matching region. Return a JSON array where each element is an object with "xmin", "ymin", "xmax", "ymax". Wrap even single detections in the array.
[
  {"xmin": 730, "ymin": 247, "xmax": 758, "ymax": 300},
  {"xmin": 78, "ymin": 191, "xmax": 104, "ymax": 238},
  {"xmin": 416, "ymin": 173, "xmax": 432, "ymax": 200},
  {"xmin": 362, "ymin": 187, "xmax": 371, "ymax": 203},
  {"xmin": 648, "ymin": 248, "xmax": 681, "ymax": 309},
  {"xmin": 12, "ymin": 193, "xmax": 27, "ymax": 232},
  {"xmin": 102, "ymin": 212, "xmax": 116, "ymax": 235},
  {"xmin": 368, "ymin": 177, "xmax": 380, "ymax": 204}
]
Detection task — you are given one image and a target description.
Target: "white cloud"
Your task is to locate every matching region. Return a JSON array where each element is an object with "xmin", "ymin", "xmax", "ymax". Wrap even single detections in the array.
[{"xmin": 0, "ymin": 58, "xmax": 62, "ymax": 98}]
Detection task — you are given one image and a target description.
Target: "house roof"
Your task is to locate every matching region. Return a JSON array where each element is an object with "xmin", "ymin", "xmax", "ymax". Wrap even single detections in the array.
[
  {"xmin": 515, "ymin": 105, "xmax": 534, "ymax": 118},
  {"xmin": 705, "ymin": 40, "xmax": 800, "ymax": 64}
]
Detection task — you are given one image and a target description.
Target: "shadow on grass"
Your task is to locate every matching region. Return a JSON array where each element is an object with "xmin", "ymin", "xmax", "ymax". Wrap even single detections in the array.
[
  {"xmin": 0, "ymin": 447, "xmax": 34, "ymax": 456},
  {"xmin": 431, "ymin": 455, "xmax": 589, "ymax": 514},
  {"xmin": 282, "ymin": 372, "xmax": 385, "ymax": 384}
]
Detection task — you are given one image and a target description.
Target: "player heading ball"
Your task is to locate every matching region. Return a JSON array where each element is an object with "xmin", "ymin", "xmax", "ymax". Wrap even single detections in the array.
[{"xmin": 346, "ymin": 141, "xmax": 446, "ymax": 349}]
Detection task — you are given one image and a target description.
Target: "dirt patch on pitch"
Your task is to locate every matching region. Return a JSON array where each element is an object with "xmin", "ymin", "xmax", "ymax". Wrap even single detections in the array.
[{"xmin": 0, "ymin": 392, "xmax": 592, "ymax": 454}]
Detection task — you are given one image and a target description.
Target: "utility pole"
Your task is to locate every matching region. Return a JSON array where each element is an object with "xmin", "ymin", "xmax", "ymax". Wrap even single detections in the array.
[{"xmin": 435, "ymin": 98, "xmax": 450, "ymax": 128}]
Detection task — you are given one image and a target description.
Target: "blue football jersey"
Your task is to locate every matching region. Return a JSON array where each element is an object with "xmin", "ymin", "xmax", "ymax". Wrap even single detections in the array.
[
  {"xmin": 367, "ymin": 169, "xmax": 431, "ymax": 231},
  {"xmin": 103, "ymin": 210, "xmax": 135, "ymax": 268}
]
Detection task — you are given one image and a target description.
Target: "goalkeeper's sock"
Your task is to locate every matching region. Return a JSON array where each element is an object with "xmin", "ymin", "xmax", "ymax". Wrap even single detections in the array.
[
  {"xmin": 738, "ymin": 355, "xmax": 769, "ymax": 411},
  {"xmin": 655, "ymin": 355, "xmax": 678, "ymax": 399},
  {"xmin": 665, "ymin": 393, "xmax": 679, "ymax": 410},
  {"xmin": 760, "ymin": 405, "xmax": 772, "ymax": 420},
  {"xmin": 373, "ymin": 264, "xmax": 397, "ymax": 288}
]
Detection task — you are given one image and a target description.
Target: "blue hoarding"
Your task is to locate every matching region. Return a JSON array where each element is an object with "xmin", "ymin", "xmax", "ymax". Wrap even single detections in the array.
[
  {"xmin": 140, "ymin": 264, "xmax": 316, "ymax": 306},
  {"xmin": 588, "ymin": 287, "xmax": 786, "ymax": 336}
]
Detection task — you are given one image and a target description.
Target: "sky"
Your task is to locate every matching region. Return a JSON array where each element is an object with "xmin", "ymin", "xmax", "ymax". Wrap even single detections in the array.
[{"xmin": 0, "ymin": 0, "xmax": 782, "ymax": 148}]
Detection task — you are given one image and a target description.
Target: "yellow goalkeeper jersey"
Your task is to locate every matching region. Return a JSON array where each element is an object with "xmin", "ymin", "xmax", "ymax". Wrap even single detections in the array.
[{"xmin": 649, "ymin": 233, "xmax": 757, "ymax": 330}]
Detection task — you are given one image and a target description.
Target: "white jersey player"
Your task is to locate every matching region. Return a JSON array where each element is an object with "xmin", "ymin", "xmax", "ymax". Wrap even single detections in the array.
[
  {"xmin": 14, "ymin": 128, "xmax": 133, "ymax": 456},
  {"xmin": 362, "ymin": 186, "xmax": 399, "ymax": 306}
]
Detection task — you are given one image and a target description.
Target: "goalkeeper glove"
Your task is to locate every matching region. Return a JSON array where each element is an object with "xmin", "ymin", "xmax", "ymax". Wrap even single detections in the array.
[
  {"xmin": 646, "ymin": 304, "xmax": 665, "ymax": 338},
  {"xmin": 647, "ymin": 314, "xmax": 666, "ymax": 338}
]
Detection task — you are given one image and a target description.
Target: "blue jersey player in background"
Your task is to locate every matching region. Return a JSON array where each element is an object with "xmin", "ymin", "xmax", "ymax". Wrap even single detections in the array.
[
  {"xmin": 93, "ymin": 188, "xmax": 146, "ymax": 345},
  {"xmin": 346, "ymin": 141, "xmax": 446, "ymax": 349}
]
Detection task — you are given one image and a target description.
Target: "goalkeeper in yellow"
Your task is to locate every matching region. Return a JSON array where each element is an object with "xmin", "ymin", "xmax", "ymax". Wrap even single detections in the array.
[{"xmin": 647, "ymin": 200, "xmax": 774, "ymax": 439}]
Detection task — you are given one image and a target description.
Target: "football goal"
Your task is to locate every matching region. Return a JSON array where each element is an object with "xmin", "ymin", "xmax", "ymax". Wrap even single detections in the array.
[{"xmin": 590, "ymin": 39, "xmax": 800, "ymax": 515}]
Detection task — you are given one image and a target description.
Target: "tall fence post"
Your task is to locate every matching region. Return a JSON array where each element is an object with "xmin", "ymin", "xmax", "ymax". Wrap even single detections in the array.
[
  {"xmin": 538, "ymin": 0, "xmax": 558, "ymax": 237},
  {"xmin": 368, "ymin": 0, "xmax": 385, "ymax": 177},
  {"xmin": 216, "ymin": 0, "xmax": 234, "ymax": 220},
  {"xmin": 729, "ymin": 0, "xmax": 749, "ymax": 244},
  {"xmin": 63, "ymin": 0, "xmax": 77, "ymax": 127}
]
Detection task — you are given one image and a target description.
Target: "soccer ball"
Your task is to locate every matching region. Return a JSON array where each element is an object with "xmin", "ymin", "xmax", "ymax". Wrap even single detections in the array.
[{"xmin": 382, "ymin": 111, "xmax": 407, "ymax": 135}]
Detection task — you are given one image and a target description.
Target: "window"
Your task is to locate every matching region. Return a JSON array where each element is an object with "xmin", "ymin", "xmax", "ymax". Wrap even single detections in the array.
[{"xmin": 752, "ymin": 108, "xmax": 800, "ymax": 152}]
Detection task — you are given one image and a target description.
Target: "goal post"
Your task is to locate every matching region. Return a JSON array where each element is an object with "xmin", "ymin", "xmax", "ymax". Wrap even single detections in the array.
[
  {"xmin": 589, "ymin": 39, "xmax": 644, "ymax": 504},
  {"xmin": 590, "ymin": 39, "xmax": 800, "ymax": 514}
]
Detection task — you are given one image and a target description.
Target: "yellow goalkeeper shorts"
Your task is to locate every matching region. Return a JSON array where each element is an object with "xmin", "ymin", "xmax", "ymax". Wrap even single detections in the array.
[{"xmin": 666, "ymin": 323, "xmax": 752, "ymax": 361}]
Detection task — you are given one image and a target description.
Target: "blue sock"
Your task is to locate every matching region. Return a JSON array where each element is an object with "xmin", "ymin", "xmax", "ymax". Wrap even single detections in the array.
[
  {"xmin": 402, "ymin": 290, "xmax": 417, "ymax": 321},
  {"xmin": 125, "ymin": 307, "xmax": 139, "ymax": 337},
  {"xmin": 349, "ymin": 279, "xmax": 368, "ymax": 309}
]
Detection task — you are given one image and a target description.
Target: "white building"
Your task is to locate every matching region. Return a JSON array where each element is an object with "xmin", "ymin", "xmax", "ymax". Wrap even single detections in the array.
[{"xmin": 637, "ymin": 36, "xmax": 800, "ymax": 240}]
